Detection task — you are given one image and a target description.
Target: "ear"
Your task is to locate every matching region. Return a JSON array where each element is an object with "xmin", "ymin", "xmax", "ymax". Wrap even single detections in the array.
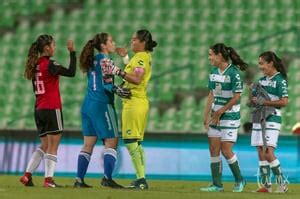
[
  {"xmin": 100, "ymin": 43, "xmax": 105, "ymax": 50},
  {"xmin": 43, "ymin": 45, "xmax": 50, "ymax": 52}
]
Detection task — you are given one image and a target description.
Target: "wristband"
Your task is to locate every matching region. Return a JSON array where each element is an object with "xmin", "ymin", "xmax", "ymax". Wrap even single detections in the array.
[
  {"xmin": 122, "ymin": 54, "xmax": 129, "ymax": 65},
  {"xmin": 119, "ymin": 70, "xmax": 126, "ymax": 78}
]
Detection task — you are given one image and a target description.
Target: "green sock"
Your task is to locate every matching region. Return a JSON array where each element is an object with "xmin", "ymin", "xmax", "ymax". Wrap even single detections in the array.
[
  {"xmin": 259, "ymin": 161, "xmax": 270, "ymax": 185},
  {"xmin": 270, "ymin": 159, "xmax": 284, "ymax": 184},
  {"xmin": 126, "ymin": 142, "xmax": 145, "ymax": 179},
  {"xmin": 227, "ymin": 154, "xmax": 243, "ymax": 182},
  {"xmin": 138, "ymin": 143, "xmax": 145, "ymax": 173},
  {"xmin": 210, "ymin": 156, "xmax": 222, "ymax": 187}
]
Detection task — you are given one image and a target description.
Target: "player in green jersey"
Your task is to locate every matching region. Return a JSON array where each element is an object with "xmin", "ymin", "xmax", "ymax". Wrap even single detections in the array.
[{"xmin": 201, "ymin": 43, "xmax": 248, "ymax": 192}]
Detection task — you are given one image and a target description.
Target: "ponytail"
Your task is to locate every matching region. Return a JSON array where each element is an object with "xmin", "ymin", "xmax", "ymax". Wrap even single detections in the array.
[
  {"xmin": 24, "ymin": 34, "xmax": 54, "ymax": 80},
  {"xmin": 210, "ymin": 43, "xmax": 248, "ymax": 71},
  {"xmin": 79, "ymin": 33, "xmax": 109, "ymax": 73},
  {"xmin": 24, "ymin": 42, "xmax": 39, "ymax": 80},
  {"xmin": 79, "ymin": 40, "xmax": 94, "ymax": 72},
  {"xmin": 227, "ymin": 47, "xmax": 248, "ymax": 71},
  {"xmin": 259, "ymin": 51, "xmax": 287, "ymax": 79}
]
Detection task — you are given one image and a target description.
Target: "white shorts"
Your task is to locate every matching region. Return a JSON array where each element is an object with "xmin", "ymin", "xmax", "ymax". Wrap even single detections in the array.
[
  {"xmin": 251, "ymin": 129, "xmax": 279, "ymax": 148},
  {"xmin": 207, "ymin": 127, "xmax": 238, "ymax": 142},
  {"xmin": 251, "ymin": 122, "xmax": 280, "ymax": 148}
]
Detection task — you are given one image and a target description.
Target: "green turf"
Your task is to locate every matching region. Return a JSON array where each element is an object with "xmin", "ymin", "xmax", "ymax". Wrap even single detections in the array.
[{"xmin": 0, "ymin": 175, "xmax": 299, "ymax": 199}]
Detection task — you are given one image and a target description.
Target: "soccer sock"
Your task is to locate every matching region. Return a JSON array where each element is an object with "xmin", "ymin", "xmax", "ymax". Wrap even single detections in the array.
[
  {"xmin": 138, "ymin": 142, "xmax": 146, "ymax": 177},
  {"xmin": 125, "ymin": 142, "xmax": 145, "ymax": 179},
  {"xmin": 103, "ymin": 148, "xmax": 117, "ymax": 180},
  {"xmin": 270, "ymin": 159, "xmax": 284, "ymax": 184},
  {"xmin": 259, "ymin": 160, "xmax": 270, "ymax": 186},
  {"xmin": 44, "ymin": 154, "xmax": 57, "ymax": 178},
  {"xmin": 25, "ymin": 148, "xmax": 45, "ymax": 174},
  {"xmin": 76, "ymin": 151, "xmax": 91, "ymax": 182},
  {"xmin": 227, "ymin": 154, "xmax": 243, "ymax": 182},
  {"xmin": 210, "ymin": 156, "xmax": 222, "ymax": 187}
]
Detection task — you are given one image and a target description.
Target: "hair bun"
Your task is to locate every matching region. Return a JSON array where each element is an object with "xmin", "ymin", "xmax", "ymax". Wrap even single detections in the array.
[{"xmin": 151, "ymin": 40, "xmax": 157, "ymax": 48}]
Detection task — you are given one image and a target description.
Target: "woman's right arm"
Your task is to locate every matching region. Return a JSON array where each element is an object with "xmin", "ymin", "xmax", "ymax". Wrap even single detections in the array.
[
  {"xmin": 48, "ymin": 40, "xmax": 76, "ymax": 77},
  {"xmin": 203, "ymin": 91, "xmax": 214, "ymax": 130}
]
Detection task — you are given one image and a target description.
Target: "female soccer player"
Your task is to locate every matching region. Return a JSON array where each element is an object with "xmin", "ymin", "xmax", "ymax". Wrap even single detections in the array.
[
  {"xmin": 251, "ymin": 51, "xmax": 288, "ymax": 193},
  {"xmin": 107, "ymin": 29, "xmax": 157, "ymax": 189},
  {"xmin": 200, "ymin": 43, "xmax": 247, "ymax": 192},
  {"xmin": 74, "ymin": 33, "xmax": 131, "ymax": 188},
  {"xmin": 20, "ymin": 34, "xmax": 76, "ymax": 187}
]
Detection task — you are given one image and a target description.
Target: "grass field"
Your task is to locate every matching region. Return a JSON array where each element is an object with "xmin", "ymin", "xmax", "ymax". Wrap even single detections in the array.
[{"xmin": 0, "ymin": 175, "xmax": 299, "ymax": 199}]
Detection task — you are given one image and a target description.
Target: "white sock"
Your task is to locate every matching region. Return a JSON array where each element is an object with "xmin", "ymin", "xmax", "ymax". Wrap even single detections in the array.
[
  {"xmin": 26, "ymin": 148, "xmax": 45, "ymax": 173},
  {"xmin": 45, "ymin": 154, "xmax": 57, "ymax": 178}
]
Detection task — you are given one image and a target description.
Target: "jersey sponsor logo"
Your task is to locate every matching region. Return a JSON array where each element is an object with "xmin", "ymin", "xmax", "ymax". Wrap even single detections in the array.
[
  {"xmin": 210, "ymin": 74, "xmax": 231, "ymax": 83},
  {"xmin": 259, "ymin": 80, "xmax": 277, "ymax": 88}
]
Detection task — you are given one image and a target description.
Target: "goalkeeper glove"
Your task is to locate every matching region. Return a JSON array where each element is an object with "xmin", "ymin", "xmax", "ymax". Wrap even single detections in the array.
[
  {"xmin": 112, "ymin": 85, "xmax": 131, "ymax": 99},
  {"xmin": 110, "ymin": 64, "xmax": 126, "ymax": 78}
]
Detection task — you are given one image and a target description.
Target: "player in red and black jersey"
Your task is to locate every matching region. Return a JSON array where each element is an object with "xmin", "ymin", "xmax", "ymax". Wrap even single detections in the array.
[{"xmin": 20, "ymin": 34, "xmax": 76, "ymax": 188}]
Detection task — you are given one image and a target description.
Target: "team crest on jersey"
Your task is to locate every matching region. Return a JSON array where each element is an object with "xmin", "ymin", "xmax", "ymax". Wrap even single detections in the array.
[{"xmin": 126, "ymin": 129, "xmax": 132, "ymax": 135}]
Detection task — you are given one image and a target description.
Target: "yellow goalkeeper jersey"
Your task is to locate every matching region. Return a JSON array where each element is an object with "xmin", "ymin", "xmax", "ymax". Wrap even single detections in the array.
[{"xmin": 123, "ymin": 51, "xmax": 152, "ymax": 99}]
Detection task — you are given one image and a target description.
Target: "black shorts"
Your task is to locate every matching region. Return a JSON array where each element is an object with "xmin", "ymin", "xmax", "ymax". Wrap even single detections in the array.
[{"xmin": 34, "ymin": 109, "xmax": 64, "ymax": 137}]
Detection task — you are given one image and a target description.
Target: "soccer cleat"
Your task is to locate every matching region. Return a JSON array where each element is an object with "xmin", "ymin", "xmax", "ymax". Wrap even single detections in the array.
[
  {"xmin": 101, "ymin": 177, "xmax": 123, "ymax": 189},
  {"xmin": 126, "ymin": 178, "xmax": 149, "ymax": 190},
  {"xmin": 232, "ymin": 180, "xmax": 246, "ymax": 192},
  {"xmin": 74, "ymin": 179, "xmax": 92, "ymax": 188},
  {"xmin": 44, "ymin": 177, "xmax": 62, "ymax": 188},
  {"xmin": 275, "ymin": 183, "xmax": 288, "ymax": 193},
  {"xmin": 200, "ymin": 185, "xmax": 224, "ymax": 192},
  {"xmin": 20, "ymin": 174, "xmax": 34, "ymax": 187}
]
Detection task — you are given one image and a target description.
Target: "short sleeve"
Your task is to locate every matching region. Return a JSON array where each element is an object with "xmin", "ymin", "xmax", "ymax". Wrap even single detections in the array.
[
  {"xmin": 277, "ymin": 79, "xmax": 288, "ymax": 98},
  {"xmin": 208, "ymin": 74, "xmax": 213, "ymax": 90},
  {"xmin": 231, "ymin": 72, "xmax": 243, "ymax": 93}
]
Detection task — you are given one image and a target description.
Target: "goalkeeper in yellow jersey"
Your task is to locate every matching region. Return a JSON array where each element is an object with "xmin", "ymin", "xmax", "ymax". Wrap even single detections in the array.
[{"xmin": 104, "ymin": 29, "xmax": 157, "ymax": 189}]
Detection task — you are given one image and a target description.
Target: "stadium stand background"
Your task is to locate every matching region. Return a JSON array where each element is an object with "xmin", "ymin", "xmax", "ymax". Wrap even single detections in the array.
[{"xmin": 1, "ymin": 0, "xmax": 300, "ymax": 134}]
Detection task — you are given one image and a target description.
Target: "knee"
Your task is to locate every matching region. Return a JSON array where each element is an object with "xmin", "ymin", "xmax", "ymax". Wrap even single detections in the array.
[
  {"xmin": 82, "ymin": 143, "xmax": 95, "ymax": 153},
  {"xmin": 104, "ymin": 138, "xmax": 118, "ymax": 149},
  {"xmin": 221, "ymin": 148, "xmax": 233, "ymax": 159},
  {"xmin": 39, "ymin": 143, "xmax": 48, "ymax": 152},
  {"xmin": 265, "ymin": 148, "xmax": 276, "ymax": 161},
  {"xmin": 209, "ymin": 145, "xmax": 220, "ymax": 156}
]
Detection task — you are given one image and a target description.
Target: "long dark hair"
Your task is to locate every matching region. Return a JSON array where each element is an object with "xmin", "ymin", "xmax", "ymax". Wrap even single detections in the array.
[
  {"xmin": 79, "ymin": 33, "xmax": 109, "ymax": 72},
  {"xmin": 136, "ymin": 29, "xmax": 157, "ymax": 52},
  {"xmin": 210, "ymin": 43, "xmax": 248, "ymax": 71},
  {"xmin": 259, "ymin": 51, "xmax": 287, "ymax": 79},
  {"xmin": 24, "ymin": 34, "xmax": 54, "ymax": 80}
]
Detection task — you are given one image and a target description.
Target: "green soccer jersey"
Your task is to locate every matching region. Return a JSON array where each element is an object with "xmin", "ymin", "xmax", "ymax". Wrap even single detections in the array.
[
  {"xmin": 257, "ymin": 72, "xmax": 288, "ymax": 124},
  {"xmin": 208, "ymin": 64, "xmax": 243, "ymax": 130}
]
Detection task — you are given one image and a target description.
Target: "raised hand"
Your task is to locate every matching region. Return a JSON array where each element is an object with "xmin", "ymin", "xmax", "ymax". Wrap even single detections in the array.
[
  {"xmin": 116, "ymin": 47, "xmax": 128, "ymax": 57},
  {"xmin": 67, "ymin": 39, "xmax": 75, "ymax": 52}
]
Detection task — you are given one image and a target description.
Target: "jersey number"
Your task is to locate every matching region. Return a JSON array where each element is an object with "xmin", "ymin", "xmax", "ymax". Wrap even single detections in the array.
[
  {"xmin": 34, "ymin": 72, "xmax": 45, "ymax": 94},
  {"xmin": 91, "ymin": 71, "xmax": 97, "ymax": 91}
]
